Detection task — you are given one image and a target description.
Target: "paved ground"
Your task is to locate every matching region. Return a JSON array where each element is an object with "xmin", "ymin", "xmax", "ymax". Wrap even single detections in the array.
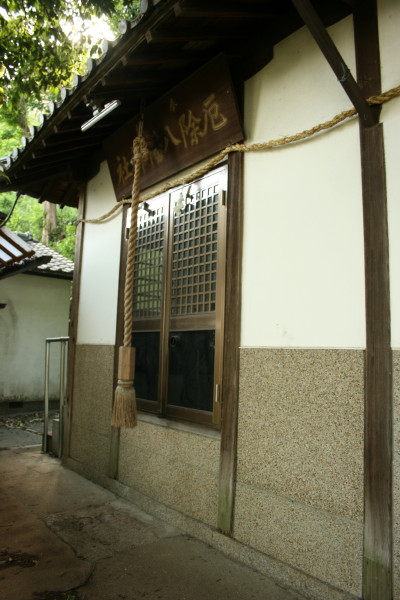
[{"xmin": 0, "ymin": 414, "xmax": 303, "ymax": 600}]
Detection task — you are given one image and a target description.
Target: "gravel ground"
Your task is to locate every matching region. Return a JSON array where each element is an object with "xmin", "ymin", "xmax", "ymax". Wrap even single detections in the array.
[{"xmin": 0, "ymin": 411, "xmax": 59, "ymax": 449}]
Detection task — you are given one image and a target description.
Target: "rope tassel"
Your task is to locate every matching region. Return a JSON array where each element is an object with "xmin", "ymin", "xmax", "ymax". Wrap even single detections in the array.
[
  {"xmin": 111, "ymin": 135, "xmax": 145, "ymax": 428},
  {"xmin": 112, "ymin": 347, "xmax": 137, "ymax": 428}
]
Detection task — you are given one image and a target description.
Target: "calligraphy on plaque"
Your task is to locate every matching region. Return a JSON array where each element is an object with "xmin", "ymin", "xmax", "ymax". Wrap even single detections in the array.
[{"xmin": 103, "ymin": 55, "xmax": 244, "ymax": 199}]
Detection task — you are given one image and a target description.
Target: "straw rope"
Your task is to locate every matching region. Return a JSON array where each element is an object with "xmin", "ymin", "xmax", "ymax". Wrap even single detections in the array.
[
  {"xmin": 81, "ymin": 84, "xmax": 400, "ymax": 225},
  {"xmin": 110, "ymin": 135, "xmax": 147, "ymax": 428},
  {"xmin": 122, "ymin": 136, "xmax": 142, "ymax": 347}
]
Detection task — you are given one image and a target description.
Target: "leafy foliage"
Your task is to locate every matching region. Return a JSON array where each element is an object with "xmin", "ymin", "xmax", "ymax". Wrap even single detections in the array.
[
  {"xmin": 0, "ymin": 194, "xmax": 78, "ymax": 261},
  {"xmin": 0, "ymin": 0, "xmax": 140, "ymax": 260},
  {"xmin": 0, "ymin": 0, "xmax": 140, "ymax": 109},
  {"xmin": 0, "ymin": 107, "xmax": 77, "ymax": 261},
  {"xmin": 0, "ymin": 103, "xmax": 25, "ymax": 156}
]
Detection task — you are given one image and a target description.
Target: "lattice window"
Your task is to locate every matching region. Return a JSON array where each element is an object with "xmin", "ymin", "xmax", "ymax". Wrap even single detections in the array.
[
  {"xmin": 170, "ymin": 183, "xmax": 219, "ymax": 316},
  {"xmin": 132, "ymin": 165, "xmax": 227, "ymax": 427},
  {"xmin": 133, "ymin": 201, "xmax": 165, "ymax": 319}
]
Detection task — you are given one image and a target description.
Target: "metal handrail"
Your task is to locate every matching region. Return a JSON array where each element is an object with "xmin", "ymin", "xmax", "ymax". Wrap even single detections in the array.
[{"xmin": 43, "ymin": 337, "xmax": 69, "ymax": 455}]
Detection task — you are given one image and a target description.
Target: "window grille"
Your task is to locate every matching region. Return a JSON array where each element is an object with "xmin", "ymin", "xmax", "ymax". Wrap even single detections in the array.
[{"xmin": 131, "ymin": 166, "xmax": 227, "ymax": 426}]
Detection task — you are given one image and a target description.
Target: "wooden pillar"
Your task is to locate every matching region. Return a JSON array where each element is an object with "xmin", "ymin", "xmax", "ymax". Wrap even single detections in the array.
[
  {"xmin": 63, "ymin": 185, "xmax": 86, "ymax": 460},
  {"xmin": 354, "ymin": 2, "xmax": 393, "ymax": 598},
  {"xmin": 290, "ymin": 1, "xmax": 392, "ymax": 596},
  {"xmin": 217, "ymin": 152, "xmax": 243, "ymax": 534}
]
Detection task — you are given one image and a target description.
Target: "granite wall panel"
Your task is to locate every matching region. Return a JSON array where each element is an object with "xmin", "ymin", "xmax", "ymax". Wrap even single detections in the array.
[
  {"xmin": 392, "ymin": 350, "xmax": 400, "ymax": 600},
  {"xmin": 69, "ymin": 344, "xmax": 114, "ymax": 473},
  {"xmin": 235, "ymin": 348, "xmax": 365, "ymax": 596},
  {"xmin": 119, "ymin": 421, "xmax": 220, "ymax": 527}
]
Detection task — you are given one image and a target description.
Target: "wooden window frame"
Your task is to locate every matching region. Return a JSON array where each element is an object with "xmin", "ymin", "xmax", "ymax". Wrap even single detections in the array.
[
  {"xmin": 131, "ymin": 165, "xmax": 227, "ymax": 427},
  {"xmin": 115, "ymin": 154, "xmax": 241, "ymax": 441}
]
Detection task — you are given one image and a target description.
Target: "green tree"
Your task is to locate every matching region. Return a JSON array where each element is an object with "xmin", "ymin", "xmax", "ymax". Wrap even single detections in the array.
[
  {"xmin": 0, "ymin": 0, "xmax": 140, "ymax": 260},
  {"xmin": 0, "ymin": 194, "xmax": 78, "ymax": 261},
  {"xmin": 0, "ymin": 0, "xmax": 140, "ymax": 109},
  {"xmin": 0, "ymin": 97, "xmax": 77, "ymax": 260}
]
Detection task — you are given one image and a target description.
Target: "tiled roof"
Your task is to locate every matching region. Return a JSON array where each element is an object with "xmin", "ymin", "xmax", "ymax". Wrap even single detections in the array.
[
  {"xmin": 0, "ymin": 0, "xmax": 352, "ymax": 207},
  {"xmin": 19, "ymin": 234, "xmax": 74, "ymax": 278},
  {"xmin": 0, "ymin": 226, "xmax": 34, "ymax": 266},
  {"xmin": 0, "ymin": 228, "xmax": 74, "ymax": 279}
]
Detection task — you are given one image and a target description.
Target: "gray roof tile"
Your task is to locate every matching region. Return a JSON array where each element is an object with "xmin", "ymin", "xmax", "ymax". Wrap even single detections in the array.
[{"xmin": 18, "ymin": 234, "xmax": 74, "ymax": 278}]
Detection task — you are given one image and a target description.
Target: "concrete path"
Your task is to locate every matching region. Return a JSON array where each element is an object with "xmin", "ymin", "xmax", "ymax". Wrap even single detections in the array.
[{"xmin": 0, "ymin": 416, "xmax": 303, "ymax": 600}]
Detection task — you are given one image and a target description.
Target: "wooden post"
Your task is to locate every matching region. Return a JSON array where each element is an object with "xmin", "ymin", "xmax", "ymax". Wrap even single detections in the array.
[
  {"xmin": 291, "ymin": 0, "xmax": 392, "ymax": 596},
  {"xmin": 217, "ymin": 152, "xmax": 243, "ymax": 534},
  {"xmin": 354, "ymin": 2, "xmax": 393, "ymax": 599},
  {"xmin": 63, "ymin": 185, "xmax": 86, "ymax": 460}
]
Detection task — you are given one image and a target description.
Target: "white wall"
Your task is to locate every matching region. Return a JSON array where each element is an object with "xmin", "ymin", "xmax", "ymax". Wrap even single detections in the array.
[
  {"xmin": 0, "ymin": 274, "xmax": 71, "ymax": 402},
  {"xmin": 241, "ymin": 17, "xmax": 366, "ymax": 348},
  {"xmin": 379, "ymin": 0, "xmax": 400, "ymax": 348},
  {"xmin": 77, "ymin": 161, "xmax": 122, "ymax": 345}
]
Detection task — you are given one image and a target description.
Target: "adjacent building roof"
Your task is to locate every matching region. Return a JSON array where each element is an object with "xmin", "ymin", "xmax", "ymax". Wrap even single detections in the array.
[
  {"xmin": 0, "ymin": 228, "xmax": 74, "ymax": 280},
  {"xmin": 0, "ymin": 226, "xmax": 35, "ymax": 266},
  {"xmin": 0, "ymin": 0, "xmax": 352, "ymax": 207},
  {"xmin": 21, "ymin": 234, "xmax": 74, "ymax": 279}
]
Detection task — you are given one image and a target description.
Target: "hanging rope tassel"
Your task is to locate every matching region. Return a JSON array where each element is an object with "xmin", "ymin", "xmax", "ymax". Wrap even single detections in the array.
[
  {"xmin": 112, "ymin": 346, "xmax": 137, "ymax": 428},
  {"xmin": 111, "ymin": 135, "xmax": 145, "ymax": 428}
]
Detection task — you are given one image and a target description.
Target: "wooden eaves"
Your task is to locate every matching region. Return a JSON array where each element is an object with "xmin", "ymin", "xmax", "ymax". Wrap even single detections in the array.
[{"xmin": 0, "ymin": 0, "xmax": 352, "ymax": 208}]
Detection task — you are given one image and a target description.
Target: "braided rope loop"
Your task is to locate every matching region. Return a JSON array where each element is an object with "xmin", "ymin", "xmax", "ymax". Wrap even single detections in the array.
[
  {"xmin": 123, "ymin": 137, "xmax": 144, "ymax": 348},
  {"xmin": 81, "ymin": 83, "xmax": 400, "ymax": 226}
]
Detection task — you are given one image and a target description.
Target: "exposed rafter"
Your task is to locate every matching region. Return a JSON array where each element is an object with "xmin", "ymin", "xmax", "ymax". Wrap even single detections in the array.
[
  {"xmin": 0, "ymin": 0, "xmax": 353, "ymax": 206},
  {"xmin": 291, "ymin": 0, "xmax": 375, "ymax": 126}
]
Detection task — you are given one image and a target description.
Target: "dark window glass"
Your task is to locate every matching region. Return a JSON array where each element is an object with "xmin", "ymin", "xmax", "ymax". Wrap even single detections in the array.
[
  {"xmin": 167, "ymin": 330, "xmax": 215, "ymax": 412},
  {"xmin": 132, "ymin": 332, "xmax": 160, "ymax": 402}
]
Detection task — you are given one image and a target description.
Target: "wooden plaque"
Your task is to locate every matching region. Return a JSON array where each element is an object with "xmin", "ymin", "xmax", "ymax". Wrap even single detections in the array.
[{"xmin": 103, "ymin": 55, "xmax": 244, "ymax": 199}]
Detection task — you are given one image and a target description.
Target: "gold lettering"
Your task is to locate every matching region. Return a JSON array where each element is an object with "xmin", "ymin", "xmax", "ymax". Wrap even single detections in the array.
[
  {"xmin": 116, "ymin": 155, "xmax": 133, "ymax": 184},
  {"xmin": 178, "ymin": 110, "xmax": 202, "ymax": 148},
  {"xmin": 165, "ymin": 125, "xmax": 182, "ymax": 146},
  {"xmin": 201, "ymin": 93, "xmax": 228, "ymax": 135}
]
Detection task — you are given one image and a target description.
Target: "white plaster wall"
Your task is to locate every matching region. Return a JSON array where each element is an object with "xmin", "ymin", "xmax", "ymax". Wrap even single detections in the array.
[
  {"xmin": 241, "ymin": 17, "xmax": 366, "ymax": 348},
  {"xmin": 0, "ymin": 274, "xmax": 71, "ymax": 401},
  {"xmin": 77, "ymin": 161, "xmax": 122, "ymax": 345},
  {"xmin": 379, "ymin": 0, "xmax": 400, "ymax": 348}
]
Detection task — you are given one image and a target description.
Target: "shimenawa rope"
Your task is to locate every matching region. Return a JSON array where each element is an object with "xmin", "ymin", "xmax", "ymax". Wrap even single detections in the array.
[
  {"xmin": 111, "ymin": 134, "xmax": 148, "ymax": 428},
  {"xmin": 81, "ymin": 84, "xmax": 400, "ymax": 226},
  {"xmin": 95, "ymin": 84, "xmax": 400, "ymax": 428}
]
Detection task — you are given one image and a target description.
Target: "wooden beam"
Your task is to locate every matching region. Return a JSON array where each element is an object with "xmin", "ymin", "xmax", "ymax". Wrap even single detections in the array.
[
  {"xmin": 121, "ymin": 49, "xmax": 206, "ymax": 66},
  {"xmin": 0, "ymin": 169, "xmax": 69, "ymax": 192},
  {"xmin": 217, "ymin": 152, "xmax": 243, "ymax": 534},
  {"xmin": 102, "ymin": 71, "xmax": 175, "ymax": 88},
  {"xmin": 88, "ymin": 88, "xmax": 155, "ymax": 103},
  {"xmin": 28, "ymin": 149, "xmax": 98, "ymax": 168},
  {"xmin": 353, "ymin": 2, "xmax": 393, "ymax": 599},
  {"xmin": 173, "ymin": 1, "xmax": 274, "ymax": 20},
  {"xmin": 59, "ymin": 182, "xmax": 80, "ymax": 209},
  {"xmin": 145, "ymin": 26, "xmax": 241, "ymax": 44},
  {"xmin": 42, "ymin": 134, "xmax": 104, "ymax": 149},
  {"xmin": 361, "ymin": 126, "xmax": 392, "ymax": 600},
  {"xmin": 63, "ymin": 187, "xmax": 86, "ymax": 461},
  {"xmin": 38, "ymin": 176, "xmax": 58, "ymax": 203},
  {"xmin": 291, "ymin": 0, "xmax": 375, "ymax": 127}
]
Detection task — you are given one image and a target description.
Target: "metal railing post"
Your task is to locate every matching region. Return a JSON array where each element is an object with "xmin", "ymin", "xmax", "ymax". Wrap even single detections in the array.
[
  {"xmin": 43, "ymin": 340, "xmax": 51, "ymax": 452},
  {"xmin": 59, "ymin": 340, "xmax": 66, "ymax": 457},
  {"xmin": 43, "ymin": 337, "xmax": 69, "ymax": 455}
]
